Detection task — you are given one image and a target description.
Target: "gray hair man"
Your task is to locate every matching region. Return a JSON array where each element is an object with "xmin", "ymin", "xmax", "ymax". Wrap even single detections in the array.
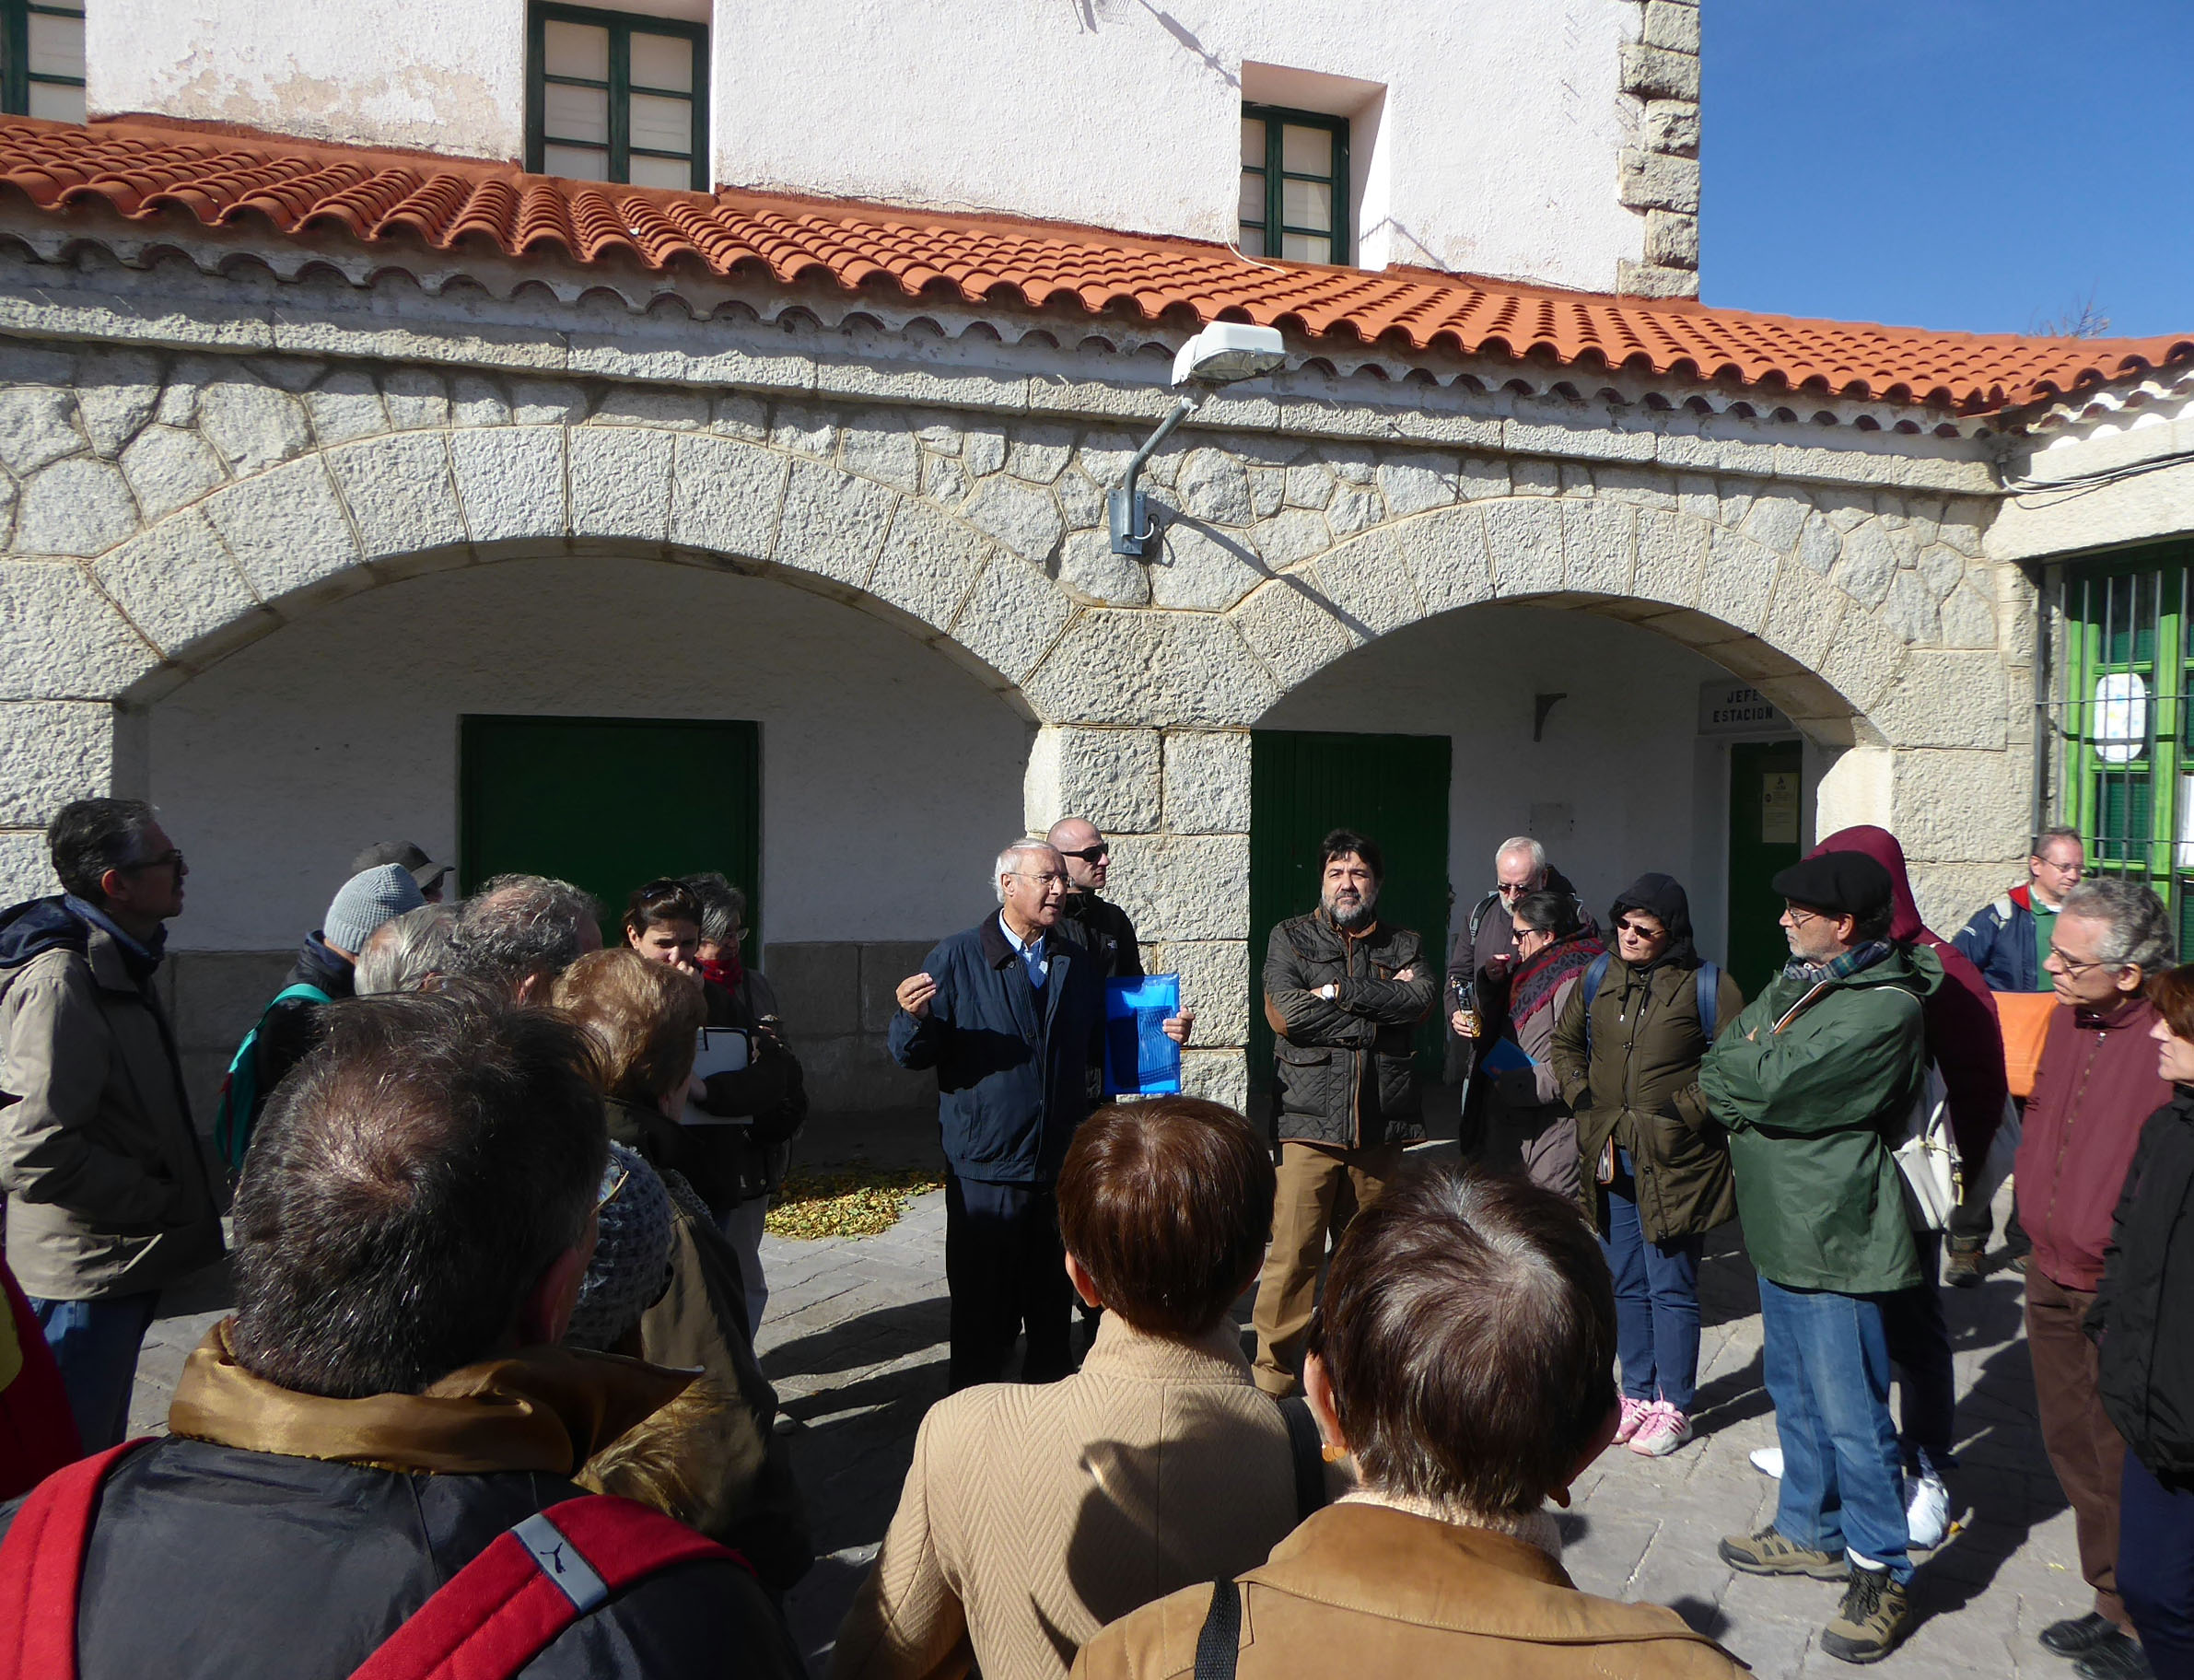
[
  {"xmin": 0, "ymin": 799, "xmax": 222, "ymax": 1451},
  {"xmin": 2013, "ymin": 876, "xmax": 2175, "ymax": 1674},
  {"xmin": 354, "ymin": 902, "xmax": 460, "ymax": 995},
  {"xmin": 891, "ymin": 840, "xmax": 1183, "ymax": 1387},
  {"xmin": 448, "ymin": 872, "xmax": 603, "ymax": 1002},
  {"xmin": 1446, "ymin": 835, "xmax": 1591, "ymax": 1148},
  {"xmin": 1954, "ymin": 825, "xmax": 2086, "ymax": 995}
]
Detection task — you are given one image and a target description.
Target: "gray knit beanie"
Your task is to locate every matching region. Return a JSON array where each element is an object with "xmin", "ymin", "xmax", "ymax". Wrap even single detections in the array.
[
  {"xmin": 323, "ymin": 864, "xmax": 426, "ymax": 957},
  {"xmin": 566, "ymin": 1142, "xmax": 675, "ymax": 1352}
]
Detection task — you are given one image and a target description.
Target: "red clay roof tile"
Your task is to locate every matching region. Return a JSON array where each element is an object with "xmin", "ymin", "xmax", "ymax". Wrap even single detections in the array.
[{"xmin": 4, "ymin": 115, "xmax": 2187, "ymax": 416}]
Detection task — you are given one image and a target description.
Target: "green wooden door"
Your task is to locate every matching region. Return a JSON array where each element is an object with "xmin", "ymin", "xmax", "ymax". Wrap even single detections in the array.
[
  {"xmin": 1726, "ymin": 739, "xmax": 1803, "ymax": 997},
  {"xmin": 1248, "ymin": 730, "xmax": 1453, "ymax": 1095},
  {"xmin": 459, "ymin": 715, "xmax": 762, "ymax": 955}
]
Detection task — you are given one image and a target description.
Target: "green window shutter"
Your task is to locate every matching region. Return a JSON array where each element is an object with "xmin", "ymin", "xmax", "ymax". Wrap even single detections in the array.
[
  {"xmin": 1, "ymin": 0, "xmax": 85, "ymax": 121},
  {"xmin": 1247, "ymin": 730, "xmax": 1453, "ymax": 1094},
  {"xmin": 2059, "ymin": 544, "xmax": 2194, "ymax": 934},
  {"xmin": 460, "ymin": 715, "xmax": 762, "ymax": 959},
  {"xmin": 528, "ymin": 2, "xmax": 708, "ymax": 191},
  {"xmin": 1239, "ymin": 103, "xmax": 1349, "ymax": 264}
]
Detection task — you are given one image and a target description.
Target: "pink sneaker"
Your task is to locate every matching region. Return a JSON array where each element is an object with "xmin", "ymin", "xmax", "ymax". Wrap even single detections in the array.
[
  {"xmin": 1613, "ymin": 1396, "xmax": 1652, "ymax": 1444},
  {"xmin": 1629, "ymin": 1402, "xmax": 1693, "ymax": 1457}
]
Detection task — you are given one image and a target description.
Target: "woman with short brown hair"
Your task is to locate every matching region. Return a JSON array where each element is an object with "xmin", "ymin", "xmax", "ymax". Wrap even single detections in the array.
[
  {"xmin": 833, "ymin": 1097, "xmax": 1304, "ymax": 1680},
  {"xmin": 1079, "ymin": 1164, "xmax": 1745, "ymax": 1679}
]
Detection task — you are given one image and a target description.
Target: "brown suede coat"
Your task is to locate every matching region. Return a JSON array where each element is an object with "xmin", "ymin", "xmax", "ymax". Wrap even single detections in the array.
[{"xmin": 1073, "ymin": 1502, "xmax": 1745, "ymax": 1679}]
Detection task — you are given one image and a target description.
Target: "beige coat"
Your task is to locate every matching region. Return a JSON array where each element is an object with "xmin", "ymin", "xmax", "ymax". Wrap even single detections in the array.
[
  {"xmin": 0, "ymin": 924, "xmax": 222, "ymax": 1301},
  {"xmin": 829, "ymin": 1313, "xmax": 1301, "ymax": 1680},
  {"xmin": 1074, "ymin": 1501, "xmax": 1746, "ymax": 1680}
]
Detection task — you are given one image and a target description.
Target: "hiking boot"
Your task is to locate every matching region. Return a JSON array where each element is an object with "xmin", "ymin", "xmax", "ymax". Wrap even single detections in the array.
[
  {"xmin": 1613, "ymin": 1394, "xmax": 1651, "ymax": 1444},
  {"xmin": 1718, "ymin": 1526, "xmax": 1849, "ymax": 1580},
  {"xmin": 2072, "ymin": 1631, "xmax": 2155, "ymax": 1680},
  {"xmin": 1629, "ymin": 1402, "xmax": 1693, "ymax": 1457},
  {"xmin": 1821, "ymin": 1567, "xmax": 1912, "ymax": 1664},
  {"xmin": 2043, "ymin": 1613, "xmax": 2121, "ymax": 1656},
  {"xmin": 1944, "ymin": 1236, "xmax": 1986, "ymax": 1289}
]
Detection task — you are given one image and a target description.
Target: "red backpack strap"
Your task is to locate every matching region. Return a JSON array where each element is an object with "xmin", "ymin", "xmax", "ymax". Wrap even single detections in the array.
[
  {"xmin": 0, "ymin": 1440, "xmax": 155, "ymax": 1680},
  {"xmin": 349, "ymin": 1495, "xmax": 734, "ymax": 1680}
]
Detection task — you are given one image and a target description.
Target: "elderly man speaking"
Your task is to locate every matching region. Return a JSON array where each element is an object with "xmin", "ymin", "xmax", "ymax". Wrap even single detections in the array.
[{"xmin": 892, "ymin": 840, "xmax": 1187, "ymax": 1389}]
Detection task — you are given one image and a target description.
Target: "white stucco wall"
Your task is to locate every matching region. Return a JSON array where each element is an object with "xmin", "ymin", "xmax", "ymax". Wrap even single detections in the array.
[
  {"xmin": 86, "ymin": 0, "xmax": 1648, "ymax": 293},
  {"xmin": 1258, "ymin": 604, "xmax": 1803, "ymax": 968},
  {"xmin": 88, "ymin": 0, "xmax": 528, "ymax": 160},
  {"xmin": 718, "ymin": 0, "xmax": 1644, "ymax": 289},
  {"xmin": 146, "ymin": 555, "xmax": 1028, "ymax": 951}
]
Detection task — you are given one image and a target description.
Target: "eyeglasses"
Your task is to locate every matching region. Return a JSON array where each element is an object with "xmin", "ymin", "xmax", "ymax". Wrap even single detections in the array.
[
  {"xmin": 597, "ymin": 1164, "xmax": 632, "ymax": 1210},
  {"xmin": 2048, "ymin": 946, "xmax": 2122, "ymax": 977},
  {"xmin": 122, "ymin": 849, "xmax": 185, "ymax": 875},
  {"xmin": 1615, "ymin": 918, "xmax": 1666, "ymax": 939},
  {"xmin": 1781, "ymin": 904, "xmax": 1822, "ymax": 928},
  {"xmin": 1058, "ymin": 845, "xmax": 1110, "ymax": 863},
  {"xmin": 1012, "ymin": 871, "xmax": 1068, "ymax": 889},
  {"xmin": 1497, "ymin": 881, "xmax": 1535, "ymax": 898}
]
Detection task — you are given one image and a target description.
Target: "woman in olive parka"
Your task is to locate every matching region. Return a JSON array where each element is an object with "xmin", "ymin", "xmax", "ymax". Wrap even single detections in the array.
[{"xmin": 1551, "ymin": 873, "xmax": 1745, "ymax": 1458}]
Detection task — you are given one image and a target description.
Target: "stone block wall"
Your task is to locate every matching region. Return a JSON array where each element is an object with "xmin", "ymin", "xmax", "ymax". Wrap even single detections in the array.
[
  {"xmin": 0, "ymin": 233, "xmax": 2050, "ymax": 1106},
  {"xmin": 1616, "ymin": 0, "xmax": 1700, "ymax": 298}
]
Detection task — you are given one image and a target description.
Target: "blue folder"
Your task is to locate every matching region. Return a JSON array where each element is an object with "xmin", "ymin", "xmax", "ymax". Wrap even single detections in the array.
[{"xmin": 1103, "ymin": 974, "xmax": 1182, "ymax": 1097}]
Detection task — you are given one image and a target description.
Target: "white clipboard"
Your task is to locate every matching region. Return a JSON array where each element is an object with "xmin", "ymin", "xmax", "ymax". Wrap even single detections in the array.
[{"xmin": 681, "ymin": 1026, "xmax": 753, "ymax": 1127}]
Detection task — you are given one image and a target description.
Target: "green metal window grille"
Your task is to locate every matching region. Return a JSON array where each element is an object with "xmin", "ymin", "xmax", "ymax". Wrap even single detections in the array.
[
  {"xmin": 2, "ymin": 0, "xmax": 84, "ymax": 122},
  {"xmin": 2056, "ymin": 542, "xmax": 2194, "ymax": 948},
  {"xmin": 527, "ymin": 3, "xmax": 707, "ymax": 191},
  {"xmin": 1239, "ymin": 103, "xmax": 1349, "ymax": 264}
]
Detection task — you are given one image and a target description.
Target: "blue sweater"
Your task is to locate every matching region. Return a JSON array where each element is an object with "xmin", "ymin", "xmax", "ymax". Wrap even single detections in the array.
[{"xmin": 887, "ymin": 912, "xmax": 1105, "ymax": 1185}]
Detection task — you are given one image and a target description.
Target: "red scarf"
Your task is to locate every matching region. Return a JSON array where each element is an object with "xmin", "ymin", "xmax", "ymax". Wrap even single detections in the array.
[{"xmin": 699, "ymin": 951, "xmax": 744, "ymax": 994}]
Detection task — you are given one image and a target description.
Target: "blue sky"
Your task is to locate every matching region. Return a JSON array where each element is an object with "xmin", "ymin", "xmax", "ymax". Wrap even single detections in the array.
[{"xmin": 1701, "ymin": 2, "xmax": 2194, "ymax": 338}]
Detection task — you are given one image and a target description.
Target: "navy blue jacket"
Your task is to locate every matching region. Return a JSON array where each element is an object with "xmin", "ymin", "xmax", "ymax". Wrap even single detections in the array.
[
  {"xmin": 1952, "ymin": 882, "xmax": 2043, "ymax": 993},
  {"xmin": 887, "ymin": 913, "xmax": 1104, "ymax": 1185}
]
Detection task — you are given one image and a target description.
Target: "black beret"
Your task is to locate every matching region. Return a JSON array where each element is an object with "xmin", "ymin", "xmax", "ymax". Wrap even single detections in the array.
[{"xmin": 1771, "ymin": 851, "xmax": 1893, "ymax": 921}]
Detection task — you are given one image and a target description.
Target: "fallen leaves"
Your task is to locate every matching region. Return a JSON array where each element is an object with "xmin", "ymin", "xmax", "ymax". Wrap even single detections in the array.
[{"xmin": 764, "ymin": 1167, "xmax": 944, "ymax": 1241}]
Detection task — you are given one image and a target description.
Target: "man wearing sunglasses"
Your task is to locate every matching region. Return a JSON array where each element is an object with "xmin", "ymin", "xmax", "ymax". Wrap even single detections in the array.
[
  {"xmin": 1046, "ymin": 817, "xmax": 1144, "ymax": 980},
  {"xmin": 0, "ymin": 799, "xmax": 223, "ymax": 1453}
]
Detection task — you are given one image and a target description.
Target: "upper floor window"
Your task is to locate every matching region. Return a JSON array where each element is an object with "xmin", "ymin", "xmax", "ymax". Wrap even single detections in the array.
[
  {"xmin": 3, "ymin": 0, "xmax": 85, "ymax": 122},
  {"xmin": 527, "ymin": 3, "xmax": 707, "ymax": 191},
  {"xmin": 1239, "ymin": 103, "xmax": 1348, "ymax": 264}
]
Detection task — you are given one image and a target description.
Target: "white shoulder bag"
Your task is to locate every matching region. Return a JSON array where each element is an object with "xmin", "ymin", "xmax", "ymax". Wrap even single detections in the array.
[{"xmin": 1893, "ymin": 1062, "xmax": 1958, "ymax": 1231}]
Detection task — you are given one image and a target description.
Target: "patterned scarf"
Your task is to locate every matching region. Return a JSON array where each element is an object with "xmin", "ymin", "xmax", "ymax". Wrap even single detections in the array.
[
  {"xmin": 1508, "ymin": 928, "xmax": 1605, "ymax": 1030},
  {"xmin": 699, "ymin": 950, "xmax": 744, "ymax": 994},
  {"xmin": 1781, "ymin": 938, "xmax": 1891, "ymax": 991}
]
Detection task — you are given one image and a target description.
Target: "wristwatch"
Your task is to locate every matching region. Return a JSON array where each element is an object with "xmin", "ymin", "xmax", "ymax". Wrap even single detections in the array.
[{"xmin": 1320, "ymin": 982, "xmax": 1339, "ymax": 1001}]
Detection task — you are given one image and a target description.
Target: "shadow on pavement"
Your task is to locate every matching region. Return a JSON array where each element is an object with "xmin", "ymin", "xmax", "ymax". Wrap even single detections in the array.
[{"xmin": 764, "ymin": 1297, "xmax": 951, "ymax": 1384}]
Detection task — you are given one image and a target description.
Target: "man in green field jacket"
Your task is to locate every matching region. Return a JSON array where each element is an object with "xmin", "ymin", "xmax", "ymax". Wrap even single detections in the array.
[{"xmin": 1699, "ymin": 850, "xmax": 1936, "ymax": 1667}]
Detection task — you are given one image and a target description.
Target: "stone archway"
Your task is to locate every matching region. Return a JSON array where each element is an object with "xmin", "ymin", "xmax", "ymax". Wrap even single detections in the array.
[{"xmin": 92, "ymin": 424, "xmax": 1082, "ymax": 716}]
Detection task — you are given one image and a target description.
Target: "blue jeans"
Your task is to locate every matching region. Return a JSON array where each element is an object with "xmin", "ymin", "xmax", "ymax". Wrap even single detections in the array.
[
  {"xmin": 31, "ymin": 1290, "xmax": 160, "ymax": 1452},
  {"xmin": 1757, "ymin": 1276, "xmax": 1912, "ymax": 1581},
  {"xmin": 1600, "ymin": 1151, "xmax": 1703, "ymax": 1412},
  {"xmin": 2121, "ymin": 1452, "xmax": 2194, "ymax": 1678}
]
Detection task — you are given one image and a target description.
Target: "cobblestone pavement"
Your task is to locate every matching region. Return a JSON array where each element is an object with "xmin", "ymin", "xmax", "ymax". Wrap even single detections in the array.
[{"xmin": 132, "ymin": 1157, "xmax": 2085, "ymax": 1680}]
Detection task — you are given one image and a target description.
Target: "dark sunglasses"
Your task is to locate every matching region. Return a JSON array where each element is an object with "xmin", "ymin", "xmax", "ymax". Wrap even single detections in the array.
[
  {"xmin": 122, "ymin": 849, "xmax": 185, "ymax": 875},
  {"xmin": 1058, "ymin": 844, "xmax": 1110, "ymax": 863},
  {"xmin": 1615, "ymin": 917, "xmax": 1666, "ymax": 938}
]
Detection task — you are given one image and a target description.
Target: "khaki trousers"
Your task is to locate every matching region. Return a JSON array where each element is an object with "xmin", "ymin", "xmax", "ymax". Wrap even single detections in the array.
[
  {"xmin": 1251, "ymin": 1138, "xmax": 1407, "ymax": 1396},
  {"xmin": 2027, "ymin": 1266, "xmax": 2130, "ymax": 1629}
]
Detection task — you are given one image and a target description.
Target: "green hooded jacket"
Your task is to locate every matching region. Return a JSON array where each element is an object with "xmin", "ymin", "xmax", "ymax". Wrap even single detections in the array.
[{"xmin": 1698, "ymin": 943, "xmax": 1941, "ymax": 1295}]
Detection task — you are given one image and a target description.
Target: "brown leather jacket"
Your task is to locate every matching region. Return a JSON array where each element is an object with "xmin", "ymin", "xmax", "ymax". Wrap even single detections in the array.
[
  {"xmin": 1072, "ymin": 1501, "xmax": 1745, "ymax": 1679},
  {"xmin": 1263, "ymin": 914, "xmax": 1436, "ymax": 1149}
]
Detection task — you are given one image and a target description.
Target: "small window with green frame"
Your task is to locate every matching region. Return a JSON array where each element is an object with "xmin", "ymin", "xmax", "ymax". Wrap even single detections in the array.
[
  {"xmin": 2057, "ymin": 541, "xmax": 2194, "ymax": 944},
  {"xmin": 2, "ymin": 0, "xmax": 84, "ymax": 122},
  {"xmin": 1239, "ymin": 103, "xmax": 1349, "ymax": 264},
  {"xmin": 527, "ymin": 2, "xmax": 707, "ymax": 191}
]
